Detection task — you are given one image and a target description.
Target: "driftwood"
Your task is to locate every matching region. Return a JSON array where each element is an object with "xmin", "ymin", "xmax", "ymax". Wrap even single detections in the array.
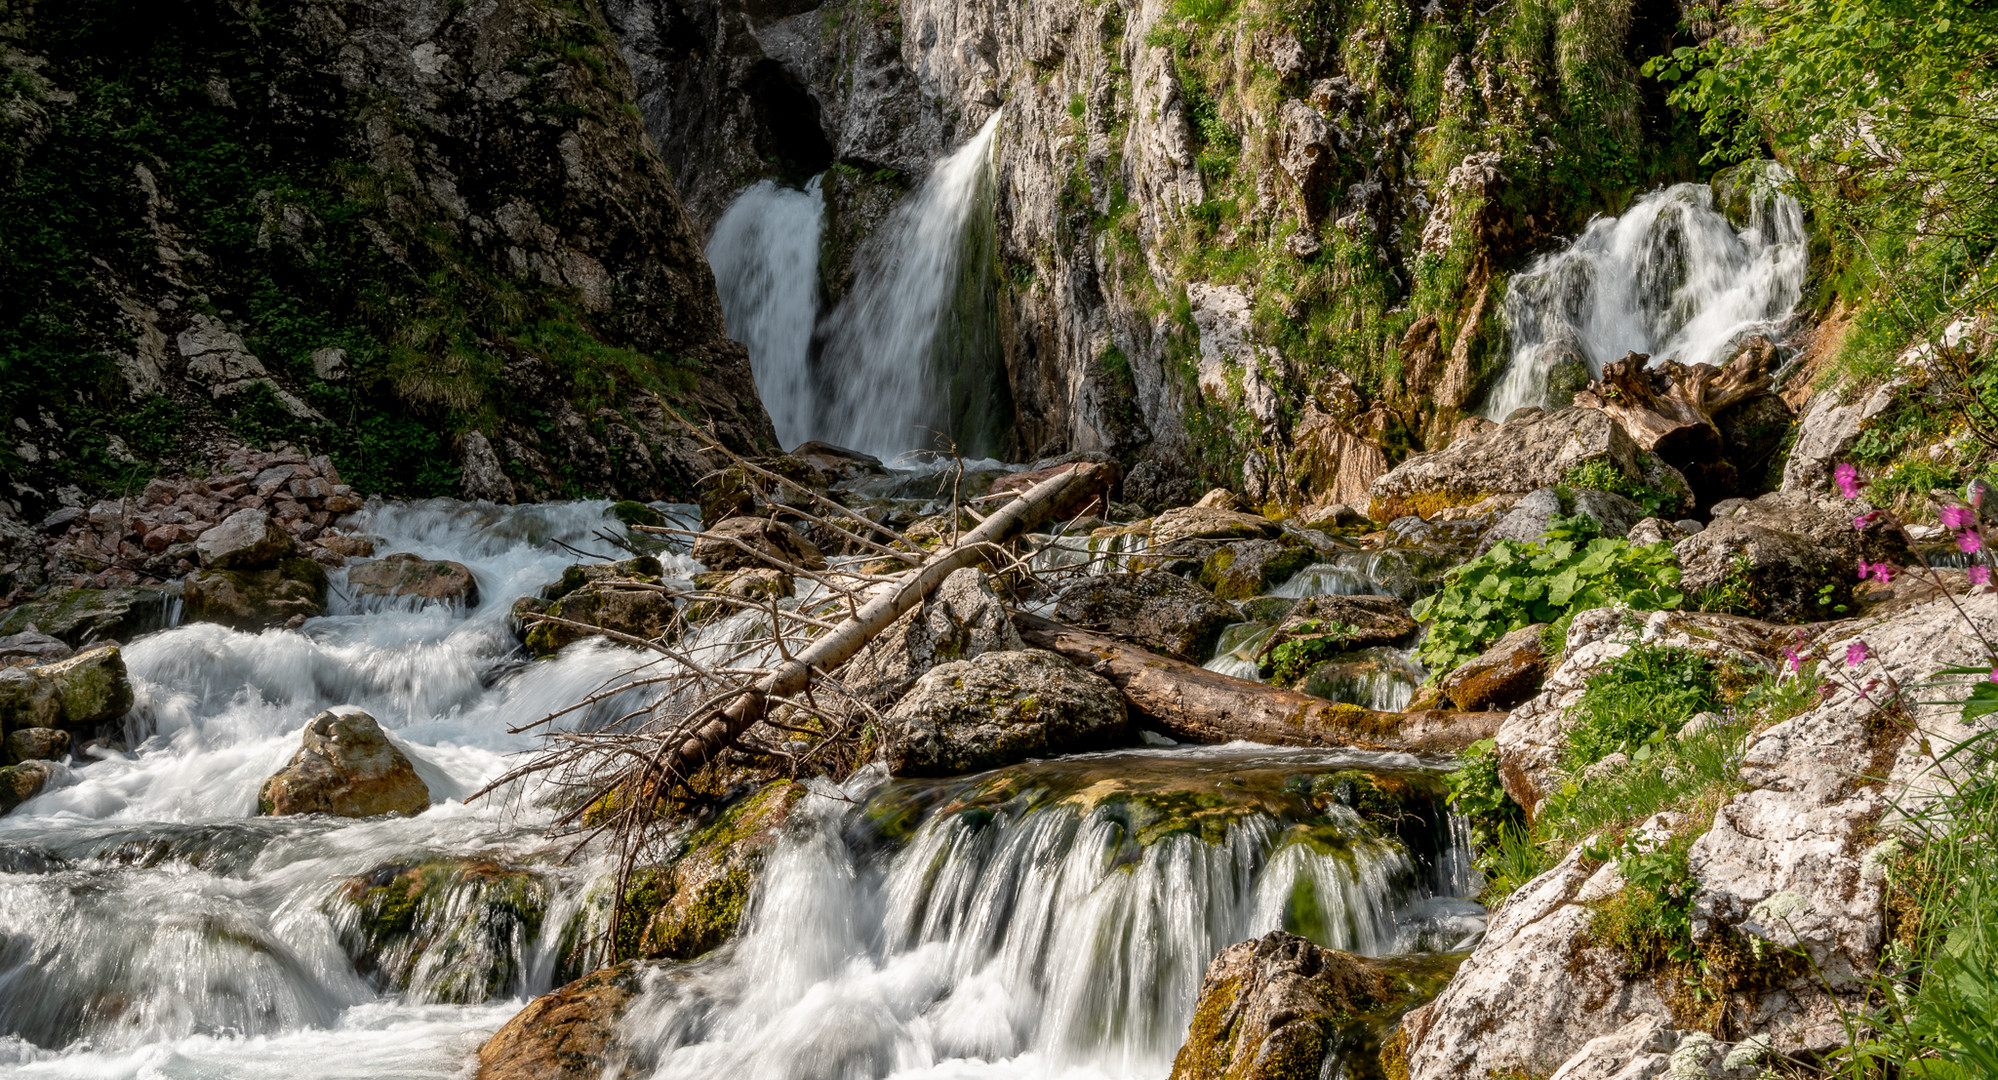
[
  {"xmin": 1573, "ymin": 342, "xmax": 1777, "ymax": 459},
  {"xmin": 1015, "ymin": 614, "xmax": 1502, "ymax": 754}
]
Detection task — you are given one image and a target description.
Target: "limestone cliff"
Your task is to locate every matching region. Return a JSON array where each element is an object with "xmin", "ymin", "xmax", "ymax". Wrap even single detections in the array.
[{"xmin": 0, "ymin": 0, "xmax": 775, "ymax": 515}]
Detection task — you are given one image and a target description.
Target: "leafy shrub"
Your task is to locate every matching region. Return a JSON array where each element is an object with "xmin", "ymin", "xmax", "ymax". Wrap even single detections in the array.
[
  {"xmin": 1410, "ymin": 538, "xmax": 1684, "ymax": 674},
  {"xmin": 1562, "ymin": 645, "xmax": 1720, "ymax": 770},
  {"xmin": 1587, "ymin": 833, "xmax": 1698, "ymax": 971},
  {"xmin": 1562, "ymin": 460, "xmax": 1677, "ymax": 517}
]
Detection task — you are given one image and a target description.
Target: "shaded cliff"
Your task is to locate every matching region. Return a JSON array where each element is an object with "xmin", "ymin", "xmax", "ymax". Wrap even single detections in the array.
[{"xmin": 0, "ymin": 0, "xmax": 775, "ymax": 515}]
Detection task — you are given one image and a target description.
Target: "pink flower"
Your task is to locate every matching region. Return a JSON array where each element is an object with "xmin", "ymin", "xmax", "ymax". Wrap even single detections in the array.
[
  {"xmin": 1846, "ymin": 641, "xmax": 1871, "ymax": 666},
  {"xmin": 1853, "ymin": 510, "xmax": 1884, "ymax": 530},
  {"xmin": 1857, "ymin": 560, "xmax": 1895, "ymax": 583},
  {"xmin": 1942, "ymin": 505, "xmax": 1977, "ymax": 531},
  {"xmin": 1962, "ymin": 530, "xmax": 1985, "ymax": 555},
  {"xmin": 1989, "ymin": 667, "xmax": 1998, "ymax": 685},
  {"xmin": 1970, "ymin": 566, "xmax": 1992, "ymax": 586},
  {"xmin": 1834, "ymin": 463, "xmax": 1861, "ymax": 499},
  {"xmin": 1782, "ymin": 645, "xmax": 1803, "ymax": 674}
]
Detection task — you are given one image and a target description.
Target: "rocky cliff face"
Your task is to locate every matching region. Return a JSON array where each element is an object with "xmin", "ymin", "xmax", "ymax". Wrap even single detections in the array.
[
  {"xmin": 605, "ymin": 0, "xmax": 1698, "ymax": 506},
  {"xmin": 1, "ymin": 0, "xmax": 774, "ymax": 516}
]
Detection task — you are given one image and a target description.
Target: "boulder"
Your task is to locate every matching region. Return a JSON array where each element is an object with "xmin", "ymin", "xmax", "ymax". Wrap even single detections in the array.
[
  {"xmin": 1198, "ymin": 538, "xmax": 1319, "ymax": 601},
  {"xmin": 0, "ymin": 631, "xmax": 72, "ymax": 666},
  {"xmin": 258, "ymin": 709, "xmax": 430, "ymax": 818},
  {"xmin": 1171, "ymin": 931, "xmax": 1446, "ymax": 1080},
  {"xmin": 790, "ymin": 441, "xmax": 887, "ymax": 484},
  {"xmin": 1300, "ymin": 503, "xmax": 1372, "ymax": 531},
  {"xmin": 0, "ymin": 645, "xmax": 133, "ymax": 736},
  {"xmin": 1149, "ymin": 506, "xmax": 1283, "ymax": 547},
  {"xmin": 541, "ymin": 557, "xmax": 665, "ymax": 600},
  {"xmin": 317, "ymin": 533, "xmax": 378, "ymax": 560},
  {"xmin": 695, "ymin": 457, "xmax": 828, "ymax": 530},
  {"xmin": 1051, "ymin": 570, "xmax": 1242, "ymax": 663},
  {"xmin": 987, "ymin": 459, "xmax": 1120, "ymax": 520},
  {"xmin": 0, "ymin": 586, "xmax": 177, "ymax": 645},
  {"xmin": 883, "ymin": 648, "xmax": 1130, "ymax": 777},
  {"xmin": 524, "ymin": 582, "xmax": 677, "ymax": 657},
  {"xmin": 625, "ymin": 780, "xmax": 805, "ymax": 961},
  {"xmin": 182, "ymin": 559, "xmax": 330, "ymax": 630},
  {"xmin": 1623, "ymin": 517, "xmax": 1686, "ymax": 546},
  {"xmin": 194, "ymin": 507, "xmax": 297, "ymax": 569},
  {"xmin": 346, "ymin": 553, "xmax": 480, "ymax": 608},
  {"xmin": 474, "ymin": 961, "xmax": 648, "ymax": 1080},
  {"xmin": 1368, "ymin": 407, "xmax": 1692, "ymax": 522},
  {"xmin": 1674, "ymin": 492, "xmax": 1910, "ymax": 623},
  {"xmin": 0, "ymin": 760, "xmax": 53, "ymax": 814},
  {"xmin": 1780, "ymin": 381, "xmax": 1903, "ymax": 494},
  {"xmin": 1477, "ymin": 487, "xmax": 1644, "ymax": 554},
  {"xmin": 4, "ymin": 728, "xmax": 71, "ymax": 765},
  {"xmin": 690, "ymin": 516, "xmax": 827, "ymax": 573},
  {"xmin": 686, "ymin": 568, "xmax": 793, "ymax": 625},
  {"xmin": 1437, "ymin": 624, "xmax": 1547, "ymax": 712},
  {"xmin": 838, "ymin": 568, "xmax": 1024, "ymax": 711},
  {"xmin": 331, "ymin": 857, "xmax": 551, "ymax": 1002}
]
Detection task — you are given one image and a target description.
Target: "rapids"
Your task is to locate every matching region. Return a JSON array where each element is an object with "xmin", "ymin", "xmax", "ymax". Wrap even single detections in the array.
[{"xmin": 0, "ymin": 499, "xmax": 1482, "ymax": 1080}]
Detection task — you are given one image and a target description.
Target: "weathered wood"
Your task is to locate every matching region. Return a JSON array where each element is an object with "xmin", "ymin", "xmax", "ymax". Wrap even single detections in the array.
[
  {"xmin": 1015, "ymin": 613, "xmax": 1502, "ymax": 754},
  {"xmin": 657, "ymin": 464, "xmax": 1100, "ymax": 780},
  {"xmin": 1574, "ymin": 343, "xmax": 1776, "ymax": 456}
]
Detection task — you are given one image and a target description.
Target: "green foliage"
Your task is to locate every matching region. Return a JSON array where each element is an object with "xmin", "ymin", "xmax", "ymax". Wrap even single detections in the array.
[
  {"xmin": 1445, "ymin": 738, "xmax": 1545, "ymax": 898},
  {"xmin": 1560, "ymin": 645, "xmax": 1719, "ymax": 771},
  {"xmin": 1866, "ymin": 458, "xmax": 1963, "ymax": 514},
  {"xmin": 1263, "ymin": 620, "xmax": 1361, "ymax": 684},
  {"xmin": 1561, "ymin": 460, "xmax": 1677, "ymax": 518},
  {"xmin": 1410, "ymin": 538, "xmax": 1684, "ymax": 674},
  {"xmin": 1694, "ymin": 553, "xmax": 1755, "ymax": 615},
  {"xmin": 1586, "ymin": 832, "xmax": 1698, "ymax": 971}
]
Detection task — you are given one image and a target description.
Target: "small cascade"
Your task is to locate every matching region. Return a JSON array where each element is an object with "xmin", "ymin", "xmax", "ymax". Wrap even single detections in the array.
[
  {"xmin": 1484, "ymin": 163, "xmax": 1808, "ymax": 419},
  {"xmin": 615, "ymin": 748, "xmax": 1481, "ymax": 1080},
  {"xmin": 707, "ymin": 178, "xmax": 827, "ymax": 448},
  {"xmin": 815, "ymin": 112, "xmax": 1008, "ymax": 460}
]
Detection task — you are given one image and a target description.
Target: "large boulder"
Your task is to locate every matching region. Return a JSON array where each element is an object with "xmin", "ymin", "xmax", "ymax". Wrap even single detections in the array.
[
  {"xmin": 194, "ymin": 507, "xmax": 296, "ymax": 569},
  {"xmin": 182, "ymin": 559, "xmax": 331, "ymax": 629},
  {"xmin": 0, "ymin": 760, "xmax": 54, "ymax": 814},
  {"xmin": 0, "ymin": 645, "xmax": 133, "ymax": 736},
  {"xmin": 1171, "ymin": 931, "xmax": 1446, "ymax": 1080},
  {"xmin": 882, "ymin": 648, "xmax": 1130, "ymax": 777},
  {"xmin": 1198, "ymin": 538, "xmax": 1319, "ymax": 601},
  {"xmin": 1780, "ymin": 381, "xmax": 1903, "ymax": 494},
  {"xmin": 346, "ymin": 553, "xmax": 480, "ymax": 608},
  {"xmin": 685, "ymin": 568, "xmax": 793, "ymax": 625},
  {"xmin": 1674, "ymin": 491, "xmax": 1911, "ymax": 623},
  {"xmin": 690, "ymin": 516, "xmax": 827, "ymax": 572},
  {"xmin": 520, "ymin": 558, "xmax": 676, "ymax": 657},
  {"xmin": 4, "ymin": 728, "xmax": 70, "ymax": 765},
  {"xmin": 475, "ymin": 961, "xmax": 648, "ymax": 1080},
  {"xmin": 1476, "ymin": 486, "xmax": 1644, "ymax": 554},
  {"xmin": 986, "ymin": 459, "xmax": 1121, "ymax": 520},
  {"xmin": 1437, "ymin": 623, "xmax": 1548, "ymax": 712},
  {"xmin": 838, "ymin": 568, "xmax": 1024, "ymax": 710},
  {"xmin": 1052, "ymin": 570, "xmax": 1242, "ymax": 663},
  {"xmin": 258, "ymin": 709, "xmax": 430, "ymax": 818},
  {"xmin": 1272, "ymin": 594, "xmax": 1417, "ymax": 649},
  {"xmin": 1149, "ymin": 506, "xmax": 1284, "ymax": 546},
  {"xmin": 1368, "ymin": 408, "xmax": 1691, "ymax": 522},
  {"xmin": 331, "ymin": 857, "xmax": 552, "ymax": 1002},
  {"xmin": 623, "ymin": 780, "xmax": 805, "ymax": 961},
  {"xmin": 0, "ymin": 586, "xmax": 177, "ymax": 645}
]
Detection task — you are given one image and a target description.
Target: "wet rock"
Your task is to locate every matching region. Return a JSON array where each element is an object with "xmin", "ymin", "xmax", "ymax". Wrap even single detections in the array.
[
  {"xmin": 1198, "ymin": 538, "xmax": 1318, "ymax": 602},
  {"xmin": 691, "ymin": 516, "xmax": 827, "ymax": 572},
  {"xmin": 3, "ymin": 727, "xmax": 70, "ymax": 765},
  {"xmin": 987, "ymin": 459, "xmax": 1120, "ymax": 520},
  {"xmin": 194, "ymin": 507, "xmax": 296, "ymax": 569},
  {"xmin": 182, "ymin": 558, "xmax": 330, "ymax": 630},
  {"xmin": 541, "ymin": 557, "xmax": 665, "ymax": 600},
  {"xmin": 696, "ymin": 457, "xmax": 828, "ymax": 530},
  {"xmin": 883, "ymin": 648, "xmax": 1129, "ymax": 777},
  {"xmin": 840, "ymin": 568, "xmax": 1024, "ymax": 710},
  {"xmin": 475, "ymin": 960, "xmax": 648, "ymax": 1080},
  {"xmin": 1276, "ymin": 595, "xmax": 1417, "ymax": 649},
  {"xmin": 524, "ymin": 581, "xmax": 677, "ymax": 657},
  {"xmin": 1438, "ymin": 624, "xmax": 1548, "ymax": 712},
  {"xmin": 0, "ymin": 631, "xmax": 72, "ymax": 666},
  {"xmin": 1171, "ymin": 931, "xmax": 1448, "ymax": 1080},
  {"xmin": 258, "ymin": 709, "xmax": 429, "ymax": 818},
  {"xmin": 346, "ymin": 553, "xmax": 480, "ymax": 608},
  {"xmin": 317, "ymin": 533, "xmax": 378, "ymax": 560},
  {"xmin": 624, "ymin": 780, "xmax": 806, "ymax": 961},
  {"xmin": 1368, "ymin": 407, "xmax": 1692, "ymax": 522},
  {"xmin": 1149, "ymin": 506, "xmax": 1283, "ymax": 547},
  {"xmin": 1051, "ymin": 570, "xmax": 1241, "ymax": 663},
  {"xmin": 0, "ymin": 586, "xmax": 177, "ymax": 645},
  {"xmin": 1300, "ymin": 503, "xmax": 1372, "ymax": 531},
  {"xmin": 790, "ymin": 441, "xmax": 887, "ymax": 484},
  {"xmin": 332, "ymin": 858, "xmax": 550, "ymax": 1002},
  {"xmin": 686, "ymin": 568, "xmax": 793, "ymax": 625},
  {"xmin": 0, "ymin": 760, "xmax": 54, "ymax": 813},
  {"xmin": 1478, "ymin": 487, "xmax": 1643, "ymax": 553},
  {"xmin": 0, "ymin": 645, "xmax": 133, "ymax": 736}
]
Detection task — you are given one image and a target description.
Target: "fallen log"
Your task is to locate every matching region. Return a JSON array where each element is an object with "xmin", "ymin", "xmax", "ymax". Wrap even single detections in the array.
[{"xmin": 1015, "ymin": 613, "xmax": 1502, "ymax": 754}]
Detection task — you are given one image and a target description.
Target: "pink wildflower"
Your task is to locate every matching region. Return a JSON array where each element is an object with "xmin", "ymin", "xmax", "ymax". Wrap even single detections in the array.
[
  {"xmin": 1834, "ymin": 463, "xmax": 1861, "ymax": 499},
  {"xmin": 1962, "ymin": 530, "xmax": 1986, "ymax": 555},
  {"xmin": 1846, "ymin": 641, "xmax": 1870, "ymax": 666},
  {"xmin": 1989, "ymin": 667, "xmax": 1998, "ymax": 685},
  {"xmin": 1853, "ymin": 510, "xmax": 1884, "ymax": 530},
  {"xmin": 1782, "ymin": 645, "xmax": 1803, "ymax": 674},
  {"xmin": 1857, "ymin": 560, "xmax": 1895, "ymax": 583},
  {"xmin": 1942, "ymin": 505, "xmax": 1977, "ymax": 531},
  {"xmin": 1970, "ymin": 566, "xmax": 1992, "ymax": 586}
]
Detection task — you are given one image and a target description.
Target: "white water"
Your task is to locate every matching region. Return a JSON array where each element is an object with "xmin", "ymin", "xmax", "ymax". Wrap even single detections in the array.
[
  {"xmin": 708, "ymin": 178, "xmax": 828, "ymax": 449},
  {"xmin": 1483, "ymin": 164, "xmax": 1808, "ymax": 419},
  {"xmin": 814, "ymin": 113, "xmax": 1003, "ymax": 460}
]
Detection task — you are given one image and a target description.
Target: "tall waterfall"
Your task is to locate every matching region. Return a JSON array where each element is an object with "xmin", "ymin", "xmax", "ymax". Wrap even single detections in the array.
[
  {"xmin": 1482, "ymin": 163, "xmax": 1808, "ymax": 419},
  {"xmin": 707, "ymin": 178, "xmax": 827, "ymax": 449},
  {"xmin": 814, "ymin": 111, "xmax": 1007, "ymax": 461}
]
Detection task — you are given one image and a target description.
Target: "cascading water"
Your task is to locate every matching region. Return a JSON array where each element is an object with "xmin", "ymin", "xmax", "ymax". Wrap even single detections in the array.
[
  {"xmin": 814, "ymin": 112, "xmax": 1008, "ymax": 461},
  {"xmin": 707, "ymin": 178, "xmax": 828, "ymax": 449},
  {"xmin": 1483, "ymin": 163, "xmax": 1809, "ymax": 419}
]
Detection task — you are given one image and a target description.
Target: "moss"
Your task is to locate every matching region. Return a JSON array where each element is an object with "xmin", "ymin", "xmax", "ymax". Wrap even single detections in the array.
[{"xmin": 609, "ymin": 500, "xmax": 665, "ymax": 528}]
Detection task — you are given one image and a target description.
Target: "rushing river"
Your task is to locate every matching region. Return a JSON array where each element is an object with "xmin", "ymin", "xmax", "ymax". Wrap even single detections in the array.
[{"xmin": 0, "ymin": 498, "xmax": 1483, "ymax": 1080}]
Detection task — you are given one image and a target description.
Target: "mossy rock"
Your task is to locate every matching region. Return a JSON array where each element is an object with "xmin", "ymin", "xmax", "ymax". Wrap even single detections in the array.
[
  {"xmin": 181, "ymin": 559, "xmax": 329, "ymax": 630},
  {"xmin": 524, "ymin": 579, "xmax": 676, "ymax": 657},
  {"xmin": 328, "ymin": 858, "xmax": 550, "ymax": 1003},
  {"xmin": 1198, "ymin": 539, "xmax": 1318, "ymax": 602},
  {"xmin": 542, "ymin": 557, "xmax": 665, "ymax": 602},
  {"xmin": 607, "ymin": 500, "xmax": 665, "ymax": 528},
  {"xmin": 0, "ymin": 586, "xmax": 178, "ymax": 644},
  {"xmin": 611, "ymin": 780, "xmax": 807, "ymax": 963}
]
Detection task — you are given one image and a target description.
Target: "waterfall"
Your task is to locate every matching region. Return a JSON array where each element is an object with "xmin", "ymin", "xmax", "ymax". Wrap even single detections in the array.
[
  {"xmin": 1482, "ymin": 163, "xmax": 1808, "ymax": 419},
  {"xmin": 815, "ymin": 112, "xmax": 1007, "ymax": 461},
  {"xmin": 707, "ymin": 178, "xmax": 827, "ymax": 449}
]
